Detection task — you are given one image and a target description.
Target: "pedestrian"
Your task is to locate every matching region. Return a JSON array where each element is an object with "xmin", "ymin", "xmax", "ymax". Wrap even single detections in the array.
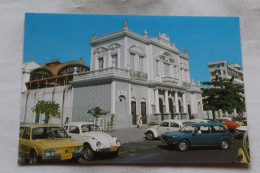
[
  {"xmin": 139, "ymin": 116, "xmax": 143, "ymax": 128},
  {"xmin": 136, "ymin": 115, "xmax": 140, "ymax": 128},
  {"xmin": 64, "ymin": 117, "xmax": 70, "ymax": 124}
]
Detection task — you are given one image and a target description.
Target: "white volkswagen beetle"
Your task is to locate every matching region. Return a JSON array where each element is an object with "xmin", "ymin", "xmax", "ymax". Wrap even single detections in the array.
[
  {"xmin": 145, "ymin": 120, "xmax": 185, "ymax": 140},
  {"xmin": 64, "ymin": 122, "xmax": 121, "ymax": 161}
]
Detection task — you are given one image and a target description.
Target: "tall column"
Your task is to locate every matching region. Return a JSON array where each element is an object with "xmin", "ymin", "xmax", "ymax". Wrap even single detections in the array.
[
  {"xmin": 182, "ymin": 92, "xmax": 187, "ymax": 113},
  {"xmin": 154, "ymin": 89, "xmax": 160, "ymax": 114},
  {"xmin": 111, "ymin": 81, "xmax": 116, "ymax": 114},
  {"xmin": 164, "ymin": 90, "xmax": 170, "ymax": 114},
  {"xmin": 174, "ymin": 91, "xmax": 180, "ymax": 113}
]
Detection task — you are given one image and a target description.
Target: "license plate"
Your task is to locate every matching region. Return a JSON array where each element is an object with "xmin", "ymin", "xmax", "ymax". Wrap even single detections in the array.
[
  {"xmin": 61, "ymin": 153, "xmax": 72, "ymax": 160},
  {"xmin": 110, "ymin": 146, "xmax": 118, "ymax": 151}
]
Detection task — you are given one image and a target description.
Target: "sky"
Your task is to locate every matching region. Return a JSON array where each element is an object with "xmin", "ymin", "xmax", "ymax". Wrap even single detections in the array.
[{"xmin": 23, "ymin": 13, "xmax": 242, "ymax": 84}]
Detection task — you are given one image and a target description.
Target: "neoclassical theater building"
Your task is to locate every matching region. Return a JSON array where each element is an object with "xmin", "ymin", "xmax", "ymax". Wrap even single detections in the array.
[
  {"xmin": 20, "ymin": 20, "xmax": 203, "ymax": 129},
  {"xmin": 71, "ymin": 21, "xmax": 203, "ymax": 129}
]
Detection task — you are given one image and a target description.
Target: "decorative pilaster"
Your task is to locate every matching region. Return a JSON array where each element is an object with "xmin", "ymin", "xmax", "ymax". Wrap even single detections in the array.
[
  {"xmin": 182, "ymin": 92, "xmax": 187, "ymax": 113},
  {"xmin": 154, "ymin": 89, "xmax": 160, "ymax": 114},
  {"xmin": 164, "ymin": 90, "xmax": 170, "ymax": 114},
  {"xmin": 174, "ymin": 91, "xmax": 180, "ymax": 113}
]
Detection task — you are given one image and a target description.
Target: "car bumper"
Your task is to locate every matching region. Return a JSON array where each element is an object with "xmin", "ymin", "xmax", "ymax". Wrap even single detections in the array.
[
  {"xmin": 161, "ymin": 136, "xmax": 177, "ymax": 145},
  {"xmin": 95, "ymin": 146, "xmax": 121, "ymax": 152},
  {"xmin": 40, "ymin": 153, "xmax": 83, "ymax": 162}
]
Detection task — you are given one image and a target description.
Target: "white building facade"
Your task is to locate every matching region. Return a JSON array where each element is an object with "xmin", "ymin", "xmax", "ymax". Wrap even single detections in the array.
[{"xmin": 71, "ymin": 23, "xmax": 203, "ymax": 129}]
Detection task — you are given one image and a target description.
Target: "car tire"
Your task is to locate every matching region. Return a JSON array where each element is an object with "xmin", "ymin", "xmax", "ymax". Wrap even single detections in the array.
[
  {"xmin": 146, "ymin": 131, "xmax": 154, "ymax": 140},
  {"xmin": 29, "ymin": 150, "xmax": 38, "ymax": 164},
  {"xmin": 219, "ymin": 139, "xmax": 229, "ymax": 150},
  {"xmin": 82, "ymin": 144, "xmax": 94, "ymax": 161},
  {"xmin": 177, "ymin": 139, "xmax": 190, "ymax": 152}
]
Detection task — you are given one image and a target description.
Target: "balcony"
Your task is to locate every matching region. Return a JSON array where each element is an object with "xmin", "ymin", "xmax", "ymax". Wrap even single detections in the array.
[
  {"xmin": 161, "ymin": 76, "xmax": 178, "ymax": 84},
  {"xmin": 73, "ymin": 67, "xmax": 147, "ymax": 82},
  {"xmin": 130, "ymin": 70, "xmax": 148, "ymax": 80}
]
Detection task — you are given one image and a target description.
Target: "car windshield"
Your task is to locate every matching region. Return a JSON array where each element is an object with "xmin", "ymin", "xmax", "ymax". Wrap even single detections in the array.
[
  {"xmin": 32, "ymin": 127, "xmax": 68, "ymax": 140},
  {"xmin": 81, "ymin": 124, "xmax": 100, "ymax": 133},
  {"xmin": 179, "ymin": 125, "xmax": 196, "ymax": 132},
  {"xmin": 224, "ymin": 119, "xmax": 232, "ymax": 122}
]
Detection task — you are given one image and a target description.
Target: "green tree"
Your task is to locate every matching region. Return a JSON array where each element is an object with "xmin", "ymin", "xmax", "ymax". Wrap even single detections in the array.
[
  {"xmin": 32, "ymin": 100, "xmax": 61, "ymax": 124},
  {"xmin": 201, "ymin": 77, "xmax": 245, "ymax": 119},
  {"xmin": 87, "ymin": 107, "xmax": 109, "ymax": 118}
]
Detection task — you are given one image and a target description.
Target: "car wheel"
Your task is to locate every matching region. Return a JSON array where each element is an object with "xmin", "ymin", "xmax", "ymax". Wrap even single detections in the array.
[
  {"xmin": 82, "ymin": 144, "xmax": 94, "ymax": 161},
  {"xmin": 177, "ymin": 139, "xmax": 190, "ymax": 152},
  {"xmin": 220, "ymin": 139, "xmax": 229, "ymax": 150},
  {"xmin": 29, "ymin": 150, "xmax": 38, "ymax": 164},
  {"xmin": 146, "ymin": 131, "xmax": 154, "ymax": 140}
]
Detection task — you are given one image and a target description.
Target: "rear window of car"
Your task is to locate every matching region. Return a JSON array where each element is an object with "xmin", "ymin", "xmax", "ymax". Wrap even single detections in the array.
[
  {"xmin": 69, "ymin": 126, "xmax": 80, "ymax": 134},
  {"xmin": 19, "ymin": 127, "xmax": 25, "ymax": 137},
  {"xmin": 211, "ymin": 126, "xmax": 226, "ymax": 133},
  {"xmin": 170, "ymin": 122, "xmax": 179, "ymax": 128},
  {"xmin": 160, "ymin": 122, "xmax": 169, "ymax": 127},
  {"xmin": 22, "ymin": 127, "xmax": 30, "ymax": 140}
]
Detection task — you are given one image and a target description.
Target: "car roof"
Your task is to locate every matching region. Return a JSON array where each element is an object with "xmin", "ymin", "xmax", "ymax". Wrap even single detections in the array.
[
  {"xmin": 162, "ymin": 120, "xmax": 184, "ymax": 123},
  {"xmin": 194, "ymin": 123, "xmax": 223, "ymax": 126},
  {"xmin": 20, "ymin": 124, "xmax": 62, "ymax": 128},
  {"xmin": 66, "ymin": 121, "xmax": 95, "ymax": 126}
]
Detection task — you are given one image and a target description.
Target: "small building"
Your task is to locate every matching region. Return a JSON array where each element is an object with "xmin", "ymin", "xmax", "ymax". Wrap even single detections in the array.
[
  {"xmin": 20, "ymin": 58, "xmax": 89, "ymax": 124},
  {"xmin": 208, "ymin": 60, "xmax": 243, "ymax": 85}
]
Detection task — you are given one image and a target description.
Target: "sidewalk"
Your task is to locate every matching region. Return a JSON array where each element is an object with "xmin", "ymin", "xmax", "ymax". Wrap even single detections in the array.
[{"xmin": 106, "ymin": 125, "xmax": 148, "ymax": 144}]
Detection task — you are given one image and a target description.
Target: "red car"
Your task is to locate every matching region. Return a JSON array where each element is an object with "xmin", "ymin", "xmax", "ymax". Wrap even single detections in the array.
[{"xmin": 217, "ymin": 118, "xmax": 239, "ymax": 132}]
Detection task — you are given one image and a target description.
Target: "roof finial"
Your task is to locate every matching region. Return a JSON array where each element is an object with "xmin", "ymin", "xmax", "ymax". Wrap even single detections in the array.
[
  {"xmin": 92, "ymin": 33, "xmax": 96, "ymax": 39},
  {"xmin": 123, "ymin": 18, "xmax": 128, "ymax": 29},
  {"xmin": 144, "ymin": 29, "xmax": 147, "ymax": 37},
  {"xmin": 184, "ymin": 47, "xmax": 187, "ymax": 55}
]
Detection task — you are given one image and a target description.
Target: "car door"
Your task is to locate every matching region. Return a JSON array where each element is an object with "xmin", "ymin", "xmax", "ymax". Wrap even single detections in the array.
[
  {"xmin": 67, "ymin": 125, "xmax": 81, "ymax": 141},
  {"xmin": 191, "ymin": 125, "xmax": 210, "ymax": 146},
  {"xmin": 169, "ymin": 122, "xmax": 181, "ymax": 132},
  {"xmin": 19, "ymin": 127, "xmax": 32, "ymax": 158},
  {"xmin": 210, "ymin": 125, "xmax": 228, "ymax": 145},
  {"xmin": 158, "ymin": 121, "xmax": 170, "ymax": 135}
]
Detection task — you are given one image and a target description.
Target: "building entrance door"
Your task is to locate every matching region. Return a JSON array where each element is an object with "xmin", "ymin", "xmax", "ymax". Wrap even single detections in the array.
[
  {"xmin": 159, "ymin": 99, "xmax": 164, "ymax": 121},
  {"xmin": 141, "ymin": 102, "xmax": 147, "ymax": 124},
  {"xmin": 131, "ymin": 101, "xmax": 136, "ymax": 125}
]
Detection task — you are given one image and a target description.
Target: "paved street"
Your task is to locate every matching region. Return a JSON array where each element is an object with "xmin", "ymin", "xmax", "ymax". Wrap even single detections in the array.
[{"xmin": 79, "ymin": 138, "xmax": 243, "ymax": 164}]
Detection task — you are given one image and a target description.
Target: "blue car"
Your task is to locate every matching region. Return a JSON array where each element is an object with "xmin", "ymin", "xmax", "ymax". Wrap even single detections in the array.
[{"xmin": 161, "ymin": 123, "xmax": 234, "ymax": 151}]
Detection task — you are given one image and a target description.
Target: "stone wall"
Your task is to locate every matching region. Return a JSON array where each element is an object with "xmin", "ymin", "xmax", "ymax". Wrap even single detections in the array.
[{"xmin": 72, "ymin": 82, "xmax": 111, "ymax": 122}]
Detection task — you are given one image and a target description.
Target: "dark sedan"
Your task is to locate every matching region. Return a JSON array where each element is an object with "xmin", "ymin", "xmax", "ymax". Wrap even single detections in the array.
[{"xmin": 161, "ymin": 123, "xmax": 234, "ymax": 151}]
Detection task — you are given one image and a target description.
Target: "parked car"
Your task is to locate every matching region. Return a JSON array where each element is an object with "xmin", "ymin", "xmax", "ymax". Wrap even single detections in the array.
[
  {"xmin": 64, "ymin": 122, "xmax": 121, "ymax": 161},
  {"xmin": 235, "ymin": 120, "xmax": 248, "ymax": 138},
  {"xmin": 216, "ymin": 118, "xmax": 239, "ymax": 132},
  {"xmin": 19, "ymin": 124, "xmax": 83, "ymax": 164},
  {"xmin": 144, "ymin": 120, "xmax": 184, "ymax": 140},
  {"xmin": 237, "ymin": 131, "xmax": 250, "ymax": 163},
  {"xmin": 161, "ymin": 123, "xmax": 234, "ymax": 151}
]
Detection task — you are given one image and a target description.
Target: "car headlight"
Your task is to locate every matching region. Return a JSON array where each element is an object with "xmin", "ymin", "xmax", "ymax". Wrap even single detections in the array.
[
  {"xmin": 44, "ymin": 149, "xmax": 56, "ymax": 156},
  {"xmin": 96, "ymin": 141, "xmax": 101, "ymax": 148},
  {"xmin": 116, "ymin": 139, "xmax": 121, "ymax": 146},
  {"xmin": 74, "ymin": 146, "xmax": 83, "ymax": 154}
]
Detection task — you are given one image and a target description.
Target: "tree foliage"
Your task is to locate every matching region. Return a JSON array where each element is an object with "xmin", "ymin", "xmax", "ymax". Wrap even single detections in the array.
[
  {"xmin": 87, "ymin": 107, "xmax": 109, "ymax": 118},
  {"xmin": 32, "ymin": 100, "xmax": 61, "ymax": 124},
  {"xmin": 201, "ymin": 77, "xmax": 245, "ymax": 118}
]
